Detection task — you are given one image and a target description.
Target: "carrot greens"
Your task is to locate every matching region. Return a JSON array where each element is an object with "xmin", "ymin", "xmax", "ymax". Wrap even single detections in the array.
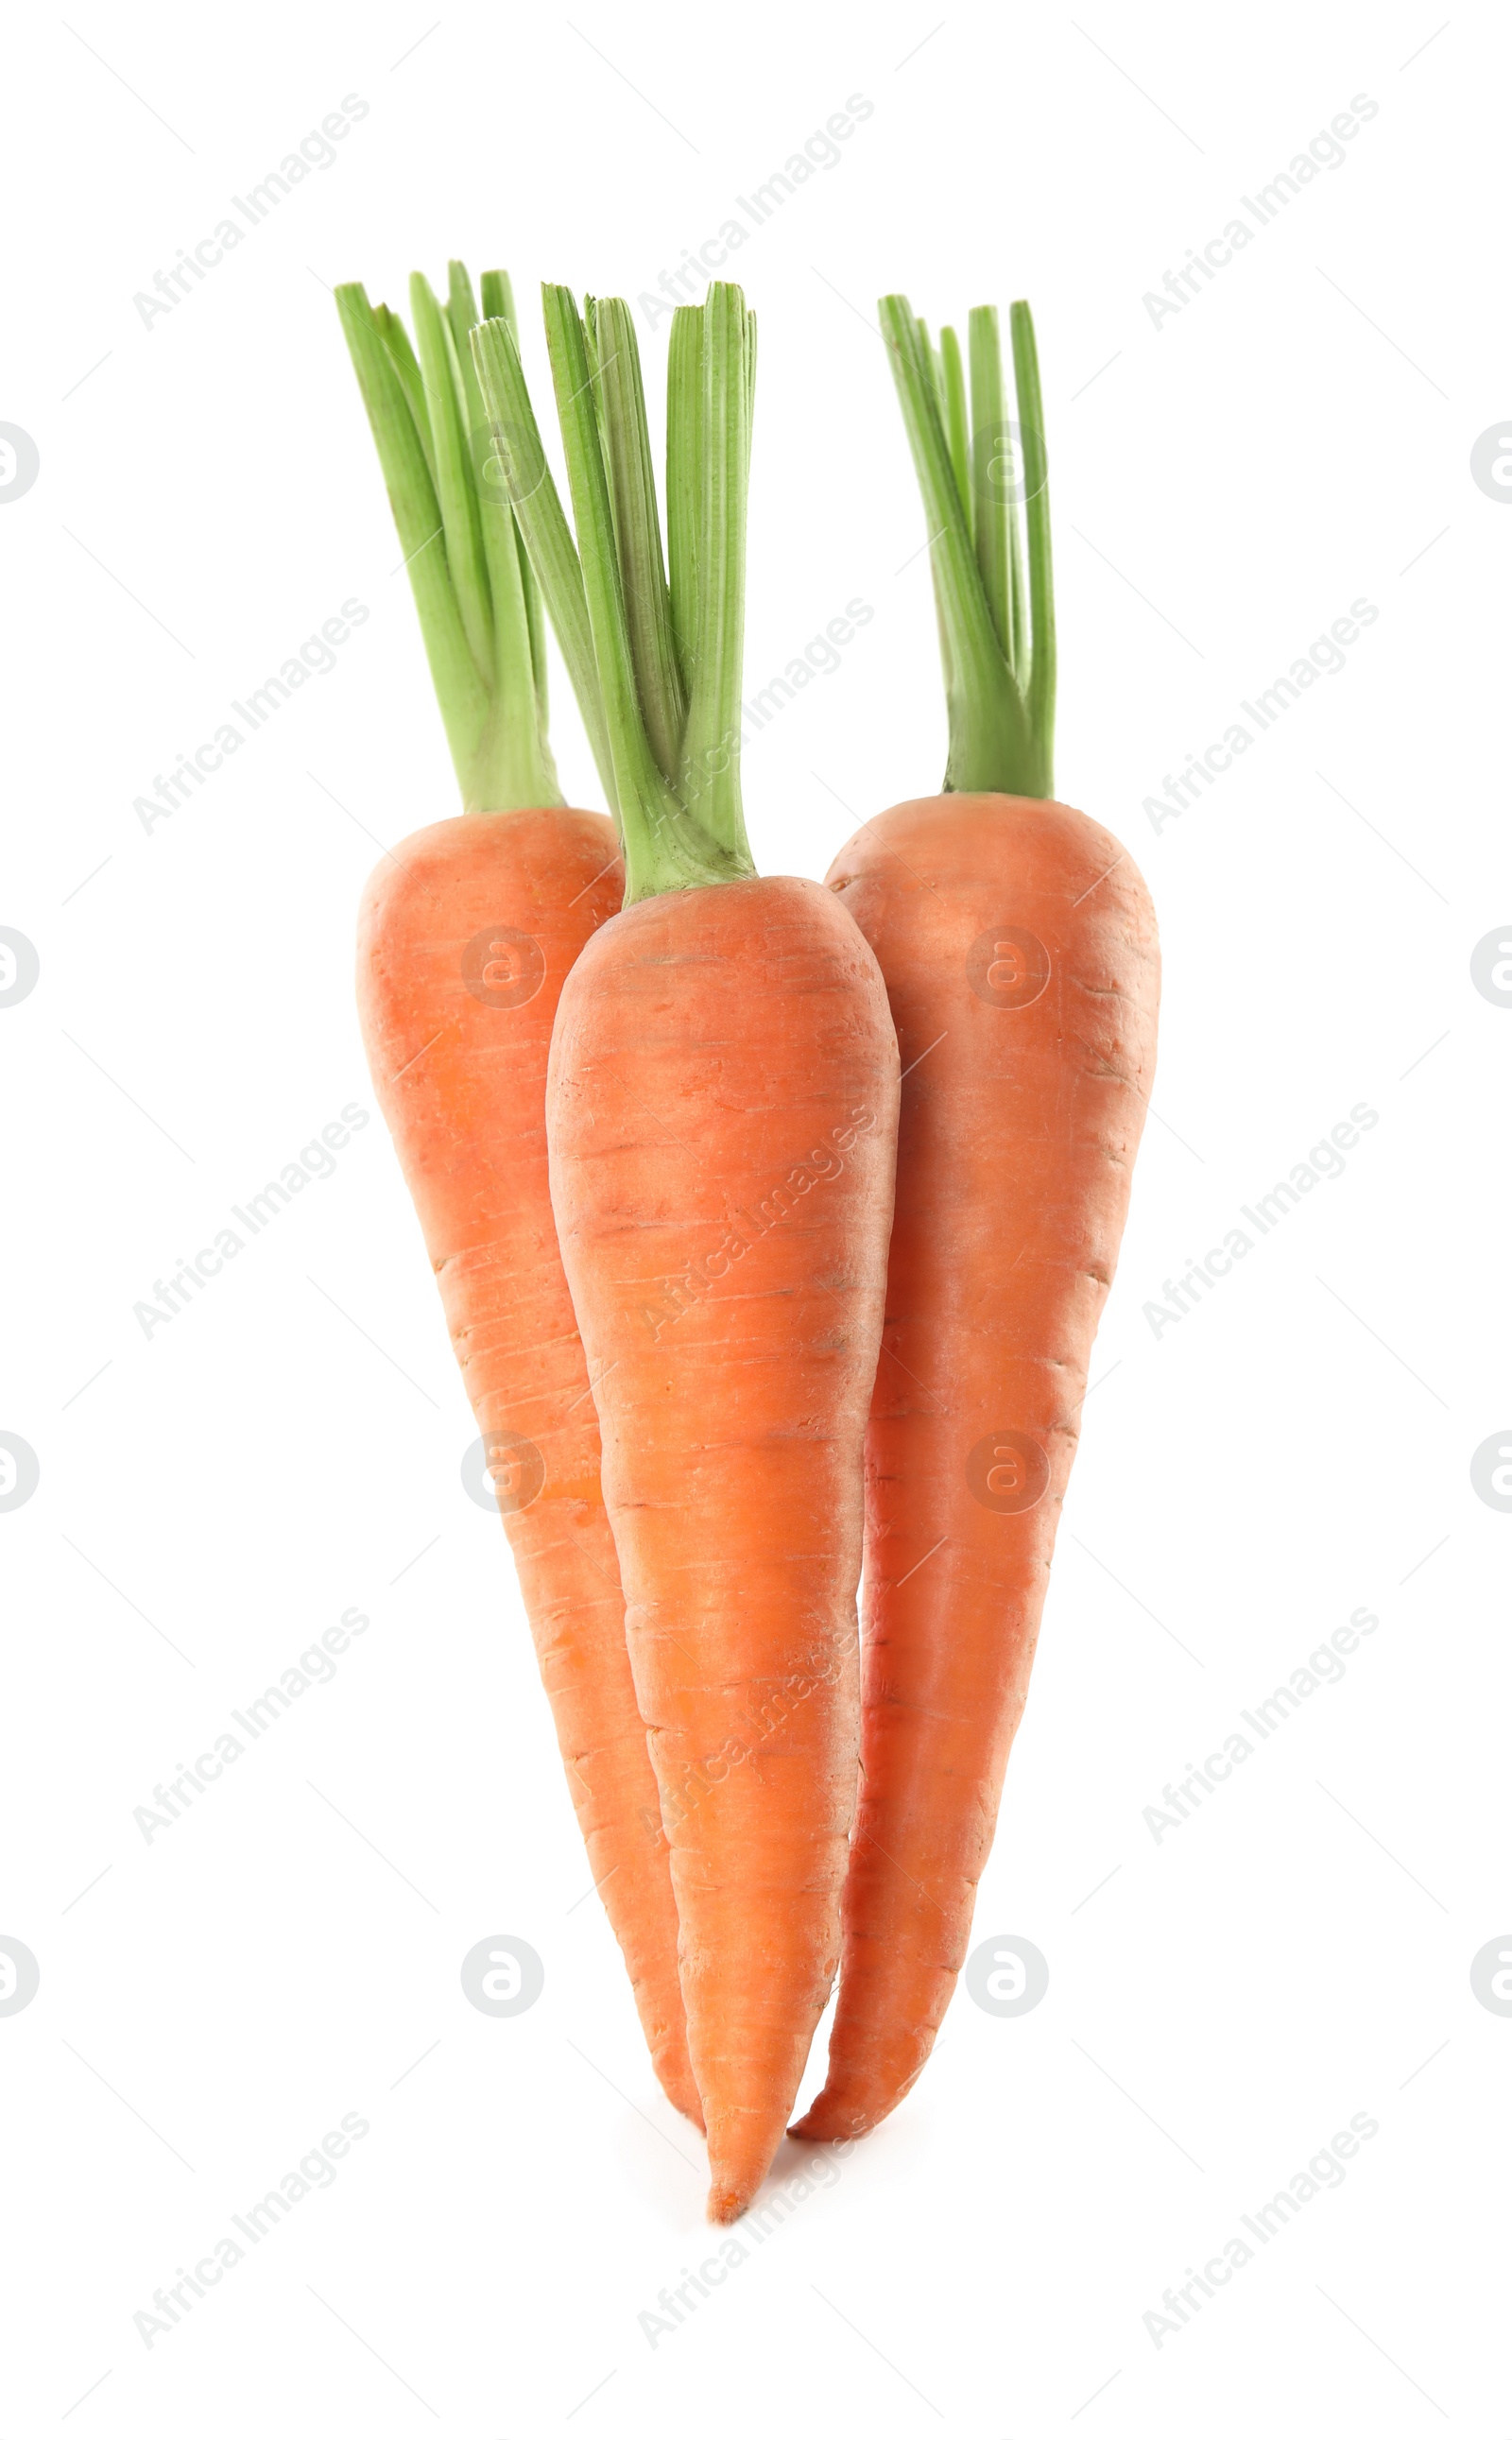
[
  {"xmin": 472, "ymin": 282, "xmax": 758, "ymax": 903},
  {"xmin": 880, "ymin": 293, "xmax": 1056, "ymax": 800},
  {"xmin": 335, "ymin": 264, "xmax": 560, "ymax": 813}
]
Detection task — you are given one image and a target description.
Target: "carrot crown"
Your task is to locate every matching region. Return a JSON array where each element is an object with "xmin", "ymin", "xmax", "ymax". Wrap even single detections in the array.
[
  {"xmin": 335, "ymin": 265, "xmax": 561, "ymax": 814},
  {"xmin": 472, "ymin": 283, "xmax": 758, "ymax": 903},
  {"xmin": 880, "ymin": 295, "xmax": 1056, "ymax": 801}
]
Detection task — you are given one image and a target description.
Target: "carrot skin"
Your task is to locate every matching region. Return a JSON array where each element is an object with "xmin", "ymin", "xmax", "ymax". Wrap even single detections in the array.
[
  {"xmin": 792, "ymin": 794, "xmax": 1159, "ymax": 2142},
  {"xmin": 356, "ymin": 807, "xmax": 700, "ymax": 2125},
  {"xmin": 546, "ymin": 875, "xmax": 900, "ymax": 2219}
]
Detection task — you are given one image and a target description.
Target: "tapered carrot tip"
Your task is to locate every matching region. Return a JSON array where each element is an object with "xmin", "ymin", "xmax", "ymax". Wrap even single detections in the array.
[
  {"xmin": 787, "ymin": 2093, "xmax": 872, "ymax": 2144},
  {"xmin": 645, "ymin": 2025, "xmax": 704, "ymax": 2130},
  {"xmin": 702, "ymin": 2118, "xmax": 791, "ymax": 2223}
]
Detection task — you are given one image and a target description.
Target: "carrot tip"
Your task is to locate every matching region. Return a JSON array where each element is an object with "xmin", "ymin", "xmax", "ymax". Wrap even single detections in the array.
[
  {"xmin": 788, "ymin": 2099, "xmax": 873, "ymax": 2144},
  {"xmin": 654, "ymin": 2058, "xmax": 706, "ymax": 2132},
  {"xmin": 706, "ymin": 2187, "xmax": 749, "ymax": 2225}
]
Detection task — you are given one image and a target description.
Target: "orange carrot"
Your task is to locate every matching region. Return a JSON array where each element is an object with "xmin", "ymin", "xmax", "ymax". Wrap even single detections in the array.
[
  {"xmin": 473, "ymin": 283, "xmax": 899, "ymax": 2218},
  {"xmin": 792, "ymin": 298, "xmax": 1160, "ymax": 2144},
  {"xmin": 338, "ymin": 265, "xmax": 698, "ymax": 2124}
]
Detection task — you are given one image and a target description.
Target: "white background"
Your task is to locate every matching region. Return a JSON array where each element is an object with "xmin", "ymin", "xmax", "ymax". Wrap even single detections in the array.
[{"xmin": 3, "ymin": 0, "xmax": 1507, "ymax": 2429}]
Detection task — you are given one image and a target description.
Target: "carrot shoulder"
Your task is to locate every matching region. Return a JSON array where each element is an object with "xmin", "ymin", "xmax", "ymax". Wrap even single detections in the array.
[
  {"xmin": 793, "ymin": 297, "xmax": 1159, "ymax": 2144},
  {"xmin": 474, "ymin": 284, "xmax": 899, "ymax": 2218},
  {"xmin": 338, "ymin": 266, "xmax": 697, "ymax": 2123}
]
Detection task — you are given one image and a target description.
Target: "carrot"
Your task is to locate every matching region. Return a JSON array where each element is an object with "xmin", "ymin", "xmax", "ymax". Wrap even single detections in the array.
[
  {"xmin": 791, "ymin": 297, "xmax": 1160, "ymax": 2145},
  {"xmin": 472, "ymin": 283, "xmax": 899, "ymax": 2220},
  {"xmin": 336, "ymin": 264, "xmax": 699, "ymax": 2125}
]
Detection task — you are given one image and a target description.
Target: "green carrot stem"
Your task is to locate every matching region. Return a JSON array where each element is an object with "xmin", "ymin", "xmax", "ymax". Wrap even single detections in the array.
[
  {"xmin": 675, "ymin": 282, "xmax": 751, "ymax": 860},
  {"xmin": 1005, "ymin": 449, "xmax": 1028, "ymax": 697},
  {"xmin": 967, "ymin": 305, "xmax": 1010, "ymax": 662},
  {"xmin": 585, "ymin": 297, "xmax": 686, "ymax": 787},
  {"xmin": 336, "ymin": 268, "xmax": 558, "ymax": 812},
  {"xmin": 373, "ymin": 304, "xmax": 435, "ymax": 487},
  {"xmin": 539, "ymin": 284, "xmax": 690, "ymax": 880},
  {"xmin": 664, "ymin": 303, "xmax": 702, "ymax": 693},
  {"xmin": 466, "ymin": 315, "xmax": 618, "ymax": 812},
  {"xmin": 937, "ymin": 325, "xmax": 971, "ymax": 543},
  {"xmin": 408, "ymin": 272, "xmax": 494, "ymax": 684},
  {"xmin": 1010, "ymin": 301, "xmax": 1056, "ymax": 756},
  {"xmin": 474, "ymin": 269, "xmax": 551, "ymax": 736},
  {"xmin": 454, "ymin": 278, "xmax": 562, "ymax": 814},
  {"xmin": 879, "ymin": 290, "xmax": 1055, "ymax": 800},
  {"xmin": 473, "ymin": 282, "xmax": 757, "ymax": 904},
  {"xmin": 444, "ymin": 259, "xmax": 481, "ymax": 369},
  {"xmin": 337, "ymin": 283, "xmax": 488, "ymax": 792}
]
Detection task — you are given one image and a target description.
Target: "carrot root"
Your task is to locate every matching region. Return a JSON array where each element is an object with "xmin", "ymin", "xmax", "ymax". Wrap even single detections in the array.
[
  {"xmin": 357, "ymin": 808, "xmax": 699, "ymax": 2122},
  {"xmin": 795, "ymin": 793, "xmax": 1159, "ymax": 2141},
  {"xmin": 547, "ymin": 874, "xmax": 900, "ymax": 2219}
]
